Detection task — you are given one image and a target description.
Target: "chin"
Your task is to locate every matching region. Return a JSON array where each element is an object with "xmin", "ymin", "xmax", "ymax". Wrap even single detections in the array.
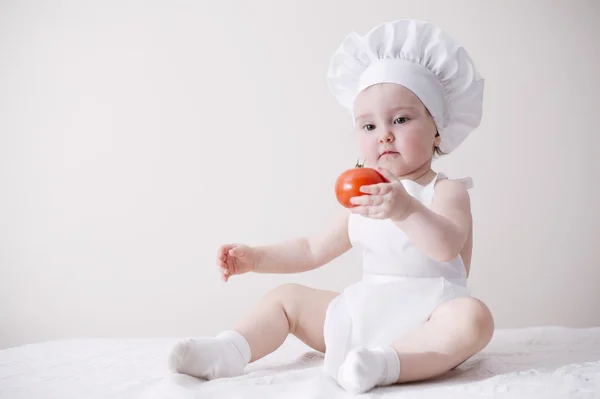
[{"xmin": 377, "ymin": 159, "xmax": 406, "ymax": 175}]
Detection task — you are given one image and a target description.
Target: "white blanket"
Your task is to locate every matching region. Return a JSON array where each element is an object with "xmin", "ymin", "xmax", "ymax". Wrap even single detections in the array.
[{"xmin": 1, "ymin": 326, "xmax": 599, "ymax": 399}]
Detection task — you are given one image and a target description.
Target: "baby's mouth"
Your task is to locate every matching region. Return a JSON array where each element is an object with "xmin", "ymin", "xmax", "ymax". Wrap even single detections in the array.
[{"xmin": 378, "ymin": 151, "xmax": 400, "ymax": 160}]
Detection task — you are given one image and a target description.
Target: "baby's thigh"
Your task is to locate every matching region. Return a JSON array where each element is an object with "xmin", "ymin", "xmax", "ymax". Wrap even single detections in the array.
[
  {"xmin": 275, "ymin": 283, "xmax": 338, "ymax": 352},
  {"xmin": 431, "ymin": 297, "xmax": 493, "ymax": 331}
]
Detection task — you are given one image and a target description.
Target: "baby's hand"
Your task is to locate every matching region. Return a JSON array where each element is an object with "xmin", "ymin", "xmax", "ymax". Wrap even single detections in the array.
[
  {"xmin": 349, "ymin": 167, "xmax": 412, "ymax": 221},
  {"xmin": 216, "ymin": 244, "xmax": 258, "ymax": 282}
]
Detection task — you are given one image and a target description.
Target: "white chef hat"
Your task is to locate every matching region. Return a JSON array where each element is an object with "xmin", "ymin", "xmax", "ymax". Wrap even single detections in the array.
[{"xmin": 326, "ymin": 19, "xmax": 484, "ymax": 156}]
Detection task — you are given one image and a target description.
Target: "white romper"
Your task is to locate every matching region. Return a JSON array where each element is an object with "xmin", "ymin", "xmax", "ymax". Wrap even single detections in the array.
[{"xmin": 322, "ymin": 172, "xmax": 473, "ymax": 376}]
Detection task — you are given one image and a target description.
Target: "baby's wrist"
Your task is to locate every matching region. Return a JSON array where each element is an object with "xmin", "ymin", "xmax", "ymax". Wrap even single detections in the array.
[
  {"xmin": 251, "ymin": 247, "xmax": 262, "ymax": 273},
  {"xmin": 391, "ymin": 197, "xmax": 415, "ymax": 223}
]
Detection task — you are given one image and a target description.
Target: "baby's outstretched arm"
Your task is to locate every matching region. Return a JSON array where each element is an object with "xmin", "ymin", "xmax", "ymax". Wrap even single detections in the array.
[
  {"xmin": 395, "ymin": 179, "xmax": 471, "ymax": 262},
  {"xmin": 254, "ymin": 210, "xmax": 352, "ymax": 273},
  {"xmin": 218, "ymin": 210, "xmax": 352, "ymax": 281}
]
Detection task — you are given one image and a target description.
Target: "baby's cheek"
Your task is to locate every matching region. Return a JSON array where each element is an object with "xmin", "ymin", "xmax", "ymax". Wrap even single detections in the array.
[
  {"xmin": 357, "ymin": 136, "xmax": 378, "ymax": 162},
  {"xmin": 400, "ymin": 132, "xmax": 432, "ymax": 156}
]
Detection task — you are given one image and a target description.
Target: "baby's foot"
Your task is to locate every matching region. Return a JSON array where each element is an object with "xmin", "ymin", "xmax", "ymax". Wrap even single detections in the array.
[
  {"xmin": 336, "ymin": 346, "xmax": 400, "ymax": 394},
  {"xmin": 168, "ymin": 330, "xmax": 251, "ymax": 379}
]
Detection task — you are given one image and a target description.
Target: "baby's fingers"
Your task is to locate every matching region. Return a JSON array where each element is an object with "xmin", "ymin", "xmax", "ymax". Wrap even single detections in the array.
[
  {"xmin": 216, "ymin": 246, "xmax": 234, "ymax": 282},
  {"xmin": 350, "ymin": 205, "xmax": 386, "ymax": 219},
  {"xmin": 350, "ymin": 194, "xmax": 384, "ymax": 206},
  {"xmin": 219, "ymin": 263, "xmax": 231, "ymax": 282},
  {"xmin": 217, "ymin": 244, "xmax": 241, "ymax": 266},
  {"xmin": 217, "ymin": 251, "xmax": 226, "ymax": 265},
  {"xmin": 350, "ymin": 205, "xmax": 370, "ymax": 216},
  {"xmin": 221, "ymin": 269, "xmax": 231, "ymax": 282},
  {"xmin": 219, "ymin": 244, "xmax": 236, "ymax": 257},
  {"xmin": 359, "ymin": 183, "xmax": 390, "ymax": 195}
]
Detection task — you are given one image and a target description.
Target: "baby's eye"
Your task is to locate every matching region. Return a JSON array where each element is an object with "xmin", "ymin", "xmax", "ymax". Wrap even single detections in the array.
[
  {"xmin": 362, "ymin": 124, "xmax": 376, "ymax": 132},
  {"xmin": 394, "ymin": 117, "xmax": 409, "ymax": 124}
]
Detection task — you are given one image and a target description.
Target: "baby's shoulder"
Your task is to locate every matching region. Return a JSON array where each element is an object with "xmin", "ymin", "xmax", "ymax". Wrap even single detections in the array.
[
  {"xmin": 435, "ymin": 173, "xmax": 473, "ymax": 189},
  {"xmin": 435, "ymin": 177, "xmax": 471, "ymax": 190},
  {"xmin": 432, "ymin": 176, "xmax": 472, "ymax": 205}
]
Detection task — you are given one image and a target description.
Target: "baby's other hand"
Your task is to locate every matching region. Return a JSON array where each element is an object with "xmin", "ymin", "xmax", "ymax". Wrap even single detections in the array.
[
  {"xmin": 349, "ymin": 167, "xmax": 412, "ymax": 221},
  {"xmin": 216, "ymin": 244, "xmax": 258, "ymax": 282}
]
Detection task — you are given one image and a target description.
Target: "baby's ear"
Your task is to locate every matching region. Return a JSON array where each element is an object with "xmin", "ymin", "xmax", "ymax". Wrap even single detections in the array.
[{"xmin": 434, "ymin": 133, "xmax": 441, "ymax": 148}]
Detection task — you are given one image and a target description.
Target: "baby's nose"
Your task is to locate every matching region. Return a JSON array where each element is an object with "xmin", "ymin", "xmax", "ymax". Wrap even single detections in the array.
[{"xmin": 379, "ymin": 132, "xmax": 394, "ymax": 143}]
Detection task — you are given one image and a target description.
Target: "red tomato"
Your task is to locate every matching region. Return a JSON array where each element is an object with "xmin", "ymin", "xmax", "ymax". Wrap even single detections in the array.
[{"xmin": 334, "ymin": 164, "xmax": 387, "ymax": 208}]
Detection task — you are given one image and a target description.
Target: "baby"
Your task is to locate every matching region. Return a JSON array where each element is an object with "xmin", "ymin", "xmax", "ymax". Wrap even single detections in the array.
[{"xmin": 168, "ymin": 19, "xmax": 494, "ymax": 394}]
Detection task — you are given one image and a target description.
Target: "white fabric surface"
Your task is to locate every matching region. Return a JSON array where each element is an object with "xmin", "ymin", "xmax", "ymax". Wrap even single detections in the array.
[{"xmin": 1, "ymin": 327, "xmax": 599, "ymax": 399}]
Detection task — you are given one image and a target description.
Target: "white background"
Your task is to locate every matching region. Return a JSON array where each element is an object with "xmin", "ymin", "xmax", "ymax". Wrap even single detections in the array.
[{"xmin": 1, "ymin": 0, "xmax": 599, "ymax": 349}]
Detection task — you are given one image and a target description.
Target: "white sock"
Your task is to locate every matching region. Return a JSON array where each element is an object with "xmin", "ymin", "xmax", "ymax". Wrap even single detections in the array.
[
  {"xmin": 168, "ymin": 330, "xmax": 251, "ymax": 379},
  {"xmin": 337, "ymin": 346, "xmax": 400, "ymax": 394}
]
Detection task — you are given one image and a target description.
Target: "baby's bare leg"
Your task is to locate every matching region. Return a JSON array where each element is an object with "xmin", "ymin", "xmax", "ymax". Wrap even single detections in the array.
[
  {"xmin": 169, "ymin": 283, "xmax": 338, "ymax": 379},
  {"xmin": 337, "ymin": 297, "xmax": 493, "ymax": 394},
  {"xmin": 235, "ymin": 283, "xmax": 339, "ymax": 362},
  {"xmin": 392, "ymin": 297, "xmax": 494, "ymax": 382}
]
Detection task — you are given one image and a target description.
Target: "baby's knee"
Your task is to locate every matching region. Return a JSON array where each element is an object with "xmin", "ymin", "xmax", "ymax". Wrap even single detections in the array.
[
  {"xmin": 265, "ymin": 283, "xmax": 308, "ymax": 331},
  {"xmin": 457, "ymin": 298, "xmax": 494, "ymax": 348},
  {"xmin": 265, "ymin": 282, "xmax": 305, "ymax": 308},
  {"xmin": 266, "ymin": 283, "xmax": 306, "ymax": 302},
  {"xmin": 438, "ymin": 297, "xmax": 493, "ymax": 349}
]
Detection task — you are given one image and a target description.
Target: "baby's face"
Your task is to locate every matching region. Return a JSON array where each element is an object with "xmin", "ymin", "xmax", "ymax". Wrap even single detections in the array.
[{"xmin": 353, "ymin": 83, "xmax": 439, "ymax": 177}]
